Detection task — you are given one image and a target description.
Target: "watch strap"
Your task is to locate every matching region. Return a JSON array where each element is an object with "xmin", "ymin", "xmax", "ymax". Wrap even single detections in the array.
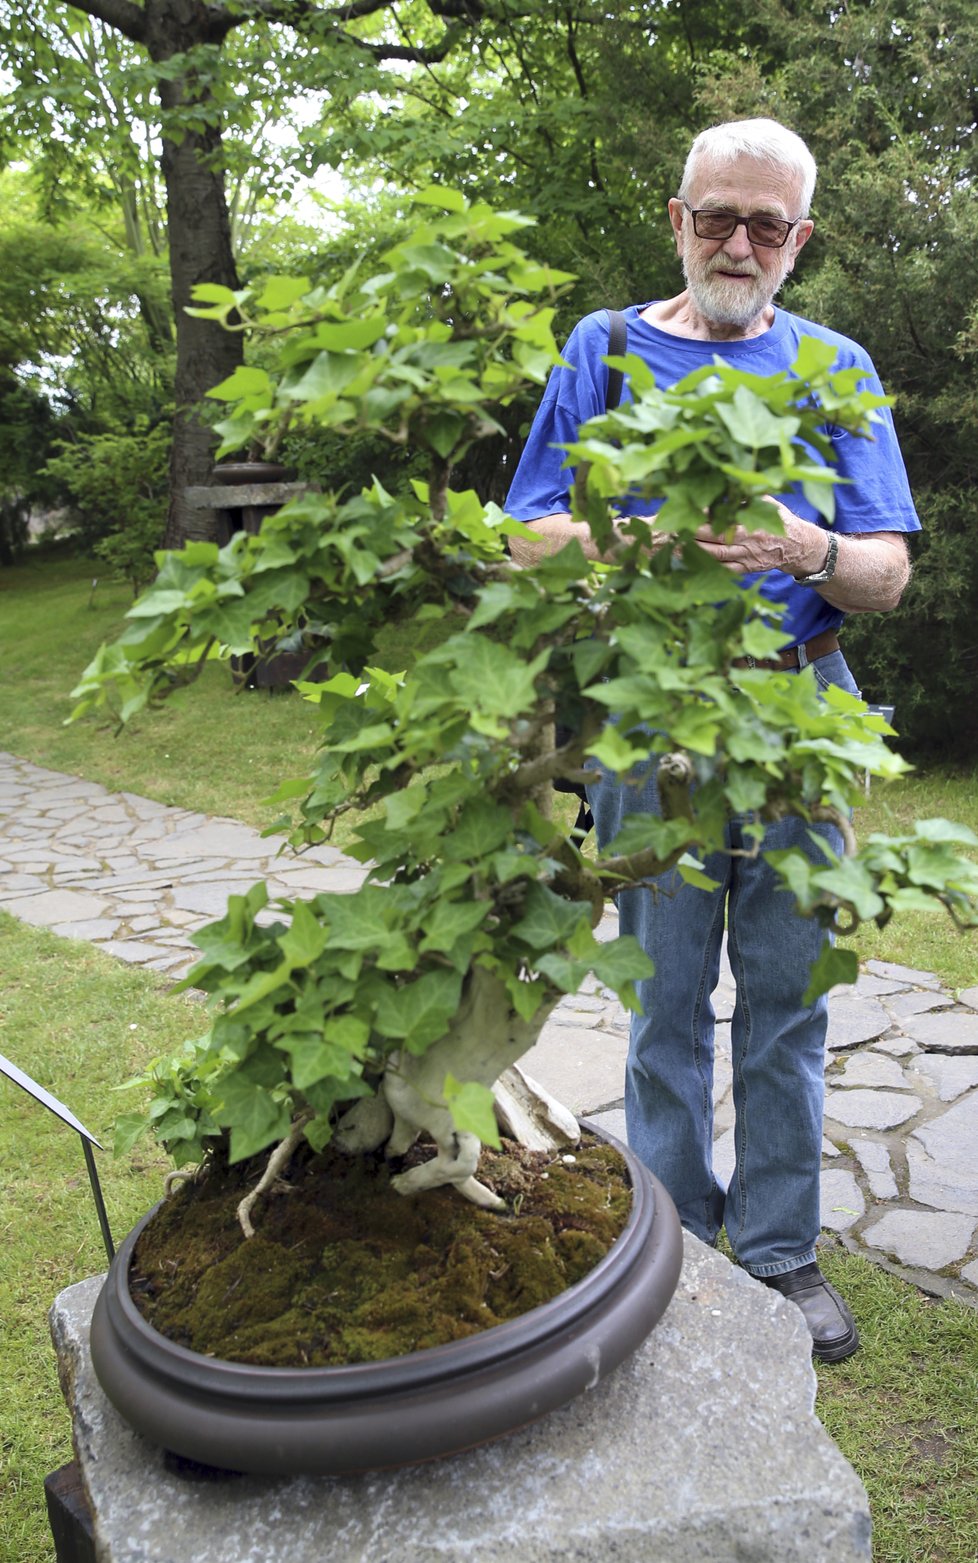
[{"xmin": 796, "ymin": 531, "xmax": 839, "ymax": 586}]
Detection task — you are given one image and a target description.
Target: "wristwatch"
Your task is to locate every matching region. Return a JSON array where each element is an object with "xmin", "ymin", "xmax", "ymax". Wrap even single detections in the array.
[{"xmin": 795, "ymin": 532, "xmax": 839, "ymax": 586}]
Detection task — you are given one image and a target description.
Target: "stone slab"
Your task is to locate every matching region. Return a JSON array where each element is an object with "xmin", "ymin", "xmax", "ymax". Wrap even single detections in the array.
[
  {"xmin": 169, "ymin": 882, "xmax": 267, "ymax": 917},
  {"xmin": 903, "ymin": 1012, "xmax": 978, "ymax": 1054},
  {"xmin": 819, "ymin": 1169, "xmax": 865, "ymax": 1232},
  {"xmin": 871, "ymin": 1036, "xmax": 919, "ymax": 1058},
  {"xmin": 883, "ymin": 990, "xmax": 948, "ymax": 1021},
  {"xmin": 833, "ymin": 1053, "xmax": 909, "ymax": 1090},
  {"xmin": 51, "ymin": 918, "xmax": 122, "ymax": 942},
  {"xmin": 849, "ymin": 972, "xmax": 910, "ymax": 997},
  {"xmin": 862, "ymin": 1210, "xmax": 977, "ymax": 1270},
  {"xmin": 714, "ymin": 1127, "xmax": 735, "ymax": 1187},
  {"xmin": 823, "ymin": 1089, "xmax": 922, "ymax": 1131},
  {"xmin": 865, "ymin": 960, "xmax": 941, "ymax": 989},
  {"xmin": 585, "ymin": 1107, "xmax": 627, "ymax": 1146},
  {"xmin": 3, "ymin": 888, "xmax": 109, "ymax": 926},
  {"xmin": 151, "ymin": 822, "xmax": 290, "ymax": 861},
  {"xmin": 851, "ymin": 1140, "xmax": 898, "ymax": 1201},
  {"xmin": 520, "ymin": 1024, "xmax": 629, "ymax": 1116},
  {"xmin": 906, "ymin": 1055, "xmax": 978, "ymax": 1103},
  {"xmin": 49, "ymin": 1241, "xmax": 871, "ymax": 1563},
  {"xmin": 908, "ymin": 1093, "xmax": 978, "ymax": 1215},
  {"xmin": 824, "ymin": 997, "xmax": 891, "ymax": 1052}
]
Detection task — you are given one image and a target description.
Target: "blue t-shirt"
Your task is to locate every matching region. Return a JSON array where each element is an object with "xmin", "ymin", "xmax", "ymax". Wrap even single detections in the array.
[{"xmin": 505, "ymin": 304, "xmax": 921, "ymax": 647}]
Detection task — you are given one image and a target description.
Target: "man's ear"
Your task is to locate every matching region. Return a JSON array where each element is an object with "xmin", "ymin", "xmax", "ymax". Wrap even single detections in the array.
[
  {"xmin": 791, "ymin": 219, "xmax": 815, "ymax": 263},
  {"xmin": 667, "ymin": 198, "xmax": 686, "ymax": 253}
]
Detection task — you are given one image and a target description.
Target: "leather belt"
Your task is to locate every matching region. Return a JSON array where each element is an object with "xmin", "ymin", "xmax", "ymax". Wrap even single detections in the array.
[{"xmin": 734, "ymin": 628, "xmax": 841, "ymax": 671}]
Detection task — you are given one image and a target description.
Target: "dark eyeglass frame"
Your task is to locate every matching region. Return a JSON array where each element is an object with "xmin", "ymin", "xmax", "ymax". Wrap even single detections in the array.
[{"xmin": 680, "ymin": 199, "xmax": 802, "ymax": 249}]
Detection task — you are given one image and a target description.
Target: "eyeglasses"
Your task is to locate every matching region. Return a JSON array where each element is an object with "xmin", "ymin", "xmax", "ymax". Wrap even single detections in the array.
[{"xmin": 680, "ymin": 199, "xmax": 802, "ymax": 249}]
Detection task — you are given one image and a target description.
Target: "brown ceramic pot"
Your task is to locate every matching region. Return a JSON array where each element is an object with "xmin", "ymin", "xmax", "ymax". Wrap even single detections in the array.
[{"xmin": 89, "ymin": 1124, "xmax": 682, "ymax": 1476}]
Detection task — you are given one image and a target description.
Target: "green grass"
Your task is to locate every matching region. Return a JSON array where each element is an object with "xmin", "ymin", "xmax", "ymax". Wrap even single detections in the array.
[
  {"xmin": 816, "ymin": 1245, "xmax": 978, "ymax": 1563},
  {"xmin": 847, "ymin": 771, "xmax": 978, "ymax": 994},
  {"xmin": 3, "ymin": 546, "xmax": 978, "ymax": 1559},
  {"xmin": 0, "ymin": 914, "xmax": 203, "ymax": 1563},
  {"xmin": 0, "ymin": 548, "xmax": 320, "ymax": 829}
]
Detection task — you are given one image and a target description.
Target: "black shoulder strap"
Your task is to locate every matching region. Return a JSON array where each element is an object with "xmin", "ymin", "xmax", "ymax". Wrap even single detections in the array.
[{"xmin": 605, "ymin": 309, "xmax": 628, "ymax": 411}]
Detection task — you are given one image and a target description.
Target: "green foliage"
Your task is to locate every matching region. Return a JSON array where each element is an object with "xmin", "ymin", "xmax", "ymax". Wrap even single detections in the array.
[
  {"xmin": 0, "ymin": 169, "xmax": 172, "ymax": 432},
  {"xmin": 43, "ymin": 423, "xmax": 170, "ymax": 592},
  {"xmin": 70, "ymin": 193, "xmax": 978, "ymax": 1173}
]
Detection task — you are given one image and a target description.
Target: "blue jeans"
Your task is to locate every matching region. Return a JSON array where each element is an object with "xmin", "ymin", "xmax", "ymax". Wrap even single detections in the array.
[{"xmin": 588, "ymin": 650, "xmax": 859, "ymax": 1277}]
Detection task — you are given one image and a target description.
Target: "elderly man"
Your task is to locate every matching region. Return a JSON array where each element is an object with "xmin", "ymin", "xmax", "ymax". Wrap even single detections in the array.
[{"xmin": 505, "ymin": 118, "xmax": 919, "ymax": 1361}]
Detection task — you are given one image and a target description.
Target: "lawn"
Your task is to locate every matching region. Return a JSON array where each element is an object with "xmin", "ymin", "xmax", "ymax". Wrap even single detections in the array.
[
  {"xmin": 0, "ymin": 547, "xmax": 320, "ymax": 829},
  {"xmin": 0, "ymin": 917, "xmax": 200, "ymax": 1563},
  {"xmin": 2, "ymin": 544, "xmax": 978, "ymax": 1561}
]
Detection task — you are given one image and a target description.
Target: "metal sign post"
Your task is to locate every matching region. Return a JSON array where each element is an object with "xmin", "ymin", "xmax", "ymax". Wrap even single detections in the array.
[{"xmin": 0, "ymin": 1052, "xmax": 115, "ymax": 1263}]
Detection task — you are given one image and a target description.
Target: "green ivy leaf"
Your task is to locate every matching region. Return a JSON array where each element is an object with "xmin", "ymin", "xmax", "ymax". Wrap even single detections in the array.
[
  {"xmin": 373, "ymin": 968, "xmax": 464, "ymax": 1052},
  {"xmin": 510, "ymin": 883, "xmax": 591, "ymax": 951},
  {"xmin": 279, "ymin": 900, "xmax": 330, "ymax": 968},
  {"xmin": 803, "ymin": 944, "xmax": 859, "ymax": 1004},
  {"xmin": 442, "ymin": 1075, "xmax": 502, "ymax": 1148}
]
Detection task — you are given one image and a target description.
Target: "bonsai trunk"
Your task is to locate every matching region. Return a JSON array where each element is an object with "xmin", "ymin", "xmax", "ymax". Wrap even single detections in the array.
[{"xmin": 335, "ymin": 967, "xmax": 563, "ymax": 1210}]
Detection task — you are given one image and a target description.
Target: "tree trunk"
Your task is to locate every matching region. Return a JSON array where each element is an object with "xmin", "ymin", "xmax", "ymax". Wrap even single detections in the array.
[
  {"xmin": 144, "ymin": 2, "xmax": 243, "ymax": 549},
  {"xmin": 159, "ymin": 116, "xmax": 243, "ymax": 547}
]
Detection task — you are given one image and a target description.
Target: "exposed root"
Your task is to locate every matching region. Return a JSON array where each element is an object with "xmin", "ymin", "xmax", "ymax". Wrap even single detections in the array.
[
  {"xmin": 379, "ymin": 966, "xmax": 559, "ymax": 1207},
  {"xmin": 656, "ymin": 750, "xmax": 696, "ymax": 820},
  {"xmin": 390, "ymin": 1129, "xmax": 506, "ymax": 1210},
  {"xmin": 163, "ymin": 1168, "xmax": 199, "ymax": 1198},
  {"xmin": 333, "ymin": 1094, "xmax": 394, "ymax": 1153},
  {"xmin": 237, "ymin": 1111, "xmax": 313, "ymax": 1239}
]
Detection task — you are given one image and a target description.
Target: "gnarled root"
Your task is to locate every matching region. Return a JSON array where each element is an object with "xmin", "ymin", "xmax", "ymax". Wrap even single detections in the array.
[
  {"xmin": 237, "ymin": 1110, "xmax": 313, "ymax": 1239},
  {"xmin": 389, "ymin": 1128, "xmax": 504, "ymax": 1210},
  {"xmin": 333, "ymin": 1093, "xmax": 395, "ymax": 1154},
  {"xmin": 382, "ymin": 966, "xmax": 561, "ymax": 1208}
]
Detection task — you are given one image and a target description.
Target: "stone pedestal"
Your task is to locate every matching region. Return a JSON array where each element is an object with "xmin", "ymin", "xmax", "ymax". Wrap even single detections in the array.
[{"xmin": 50, "ymin": 1235, "xmax": 870, "ymax": 1563}]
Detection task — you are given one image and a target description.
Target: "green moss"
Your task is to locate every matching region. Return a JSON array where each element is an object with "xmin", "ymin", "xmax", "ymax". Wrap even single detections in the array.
[{"xmin": 130, "ymin": 1134, "xmax": 632, "ymax": 1366}]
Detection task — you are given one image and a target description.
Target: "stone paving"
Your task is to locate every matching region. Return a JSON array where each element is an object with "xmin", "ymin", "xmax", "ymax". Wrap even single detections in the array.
[{"xmin": 3, "ymin": 748, "xmax": 978, "ymax": 1307}]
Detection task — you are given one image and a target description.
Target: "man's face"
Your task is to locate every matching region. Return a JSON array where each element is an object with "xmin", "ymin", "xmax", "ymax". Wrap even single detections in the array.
[{"xmin": 668, "ymin": 154, "xmax": 814, "ymax": 332}]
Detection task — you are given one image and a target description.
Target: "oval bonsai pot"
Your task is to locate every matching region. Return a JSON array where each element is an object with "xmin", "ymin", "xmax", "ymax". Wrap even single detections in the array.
[{"xmin": 89, "ymin": 1125, "xmax": 682, "ymax": 1476}]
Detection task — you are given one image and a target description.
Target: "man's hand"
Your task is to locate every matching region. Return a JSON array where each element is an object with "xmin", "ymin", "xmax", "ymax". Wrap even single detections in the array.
[
  {"xmin": 692, "ymin": 497, "xmax": 911, "ymax": 613},
  {"xmin": 692, "ymin": 497, "xmax": 825, "ymax": 577}
]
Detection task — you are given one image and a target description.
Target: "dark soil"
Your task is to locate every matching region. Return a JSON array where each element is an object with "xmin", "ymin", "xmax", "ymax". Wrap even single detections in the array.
[{"xmin": 130, "ymin": 1134, "xmax": 632, "ymax": 1367}]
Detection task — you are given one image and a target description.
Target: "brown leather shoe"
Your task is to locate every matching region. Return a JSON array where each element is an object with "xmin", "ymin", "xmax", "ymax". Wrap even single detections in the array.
[{"xmin": 762, "ymin": 1263, "xmax": 860, "ymax": 1362}]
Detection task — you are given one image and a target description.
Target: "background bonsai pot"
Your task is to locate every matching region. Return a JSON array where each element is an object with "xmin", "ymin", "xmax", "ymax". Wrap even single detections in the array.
[{"xmin": 89, "ymin": 1126, "xmax": 682, "ymax": 1477}]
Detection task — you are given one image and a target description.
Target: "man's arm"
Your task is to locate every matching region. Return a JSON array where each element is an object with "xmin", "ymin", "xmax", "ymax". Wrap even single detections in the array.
[
  {"xmin": 693, "ymin": 502, "xmax": 911, "ymax": 613},
  {"xmin": 508, "ymin": 513, "xmax": 659, "ymax": 567},
  {"xmin": 510, "ymin": 505, "xmax": 911, "ymax": 613},
  {"xmin": 509, "ymin": 513, "xmax": 609, "ymax": 566}
]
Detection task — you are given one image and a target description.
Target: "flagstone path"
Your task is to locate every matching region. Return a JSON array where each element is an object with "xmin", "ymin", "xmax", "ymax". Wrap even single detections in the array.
[{"xmin": 2, "ymin": 748, "xmax": 977, "ymax": 1307}]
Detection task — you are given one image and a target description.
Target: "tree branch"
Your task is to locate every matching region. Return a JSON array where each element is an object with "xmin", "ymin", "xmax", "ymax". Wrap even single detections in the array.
[
  {"xmin": 64, "ymin": 0, "xmax": 147, "ymax": 46},
  {"xmin": 241, "ymin": 0, "xmax": 484, "ymax": 30}
]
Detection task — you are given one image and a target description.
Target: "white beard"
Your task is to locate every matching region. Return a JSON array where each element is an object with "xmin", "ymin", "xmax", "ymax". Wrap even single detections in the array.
[{"xmin": 682, "ymin": 247, "xmax": 795, "ymax": 332}]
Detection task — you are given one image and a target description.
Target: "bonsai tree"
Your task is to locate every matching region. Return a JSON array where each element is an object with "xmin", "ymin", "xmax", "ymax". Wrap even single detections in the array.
[{"xmin": 72, "ymin": 191, "xmax": 978, "ymax": 1238}]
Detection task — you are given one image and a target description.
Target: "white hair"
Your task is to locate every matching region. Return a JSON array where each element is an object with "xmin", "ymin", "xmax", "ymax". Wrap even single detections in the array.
[{"xmin": 679, "ymin": 118, "xmax": 817, "ymax": 217}]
